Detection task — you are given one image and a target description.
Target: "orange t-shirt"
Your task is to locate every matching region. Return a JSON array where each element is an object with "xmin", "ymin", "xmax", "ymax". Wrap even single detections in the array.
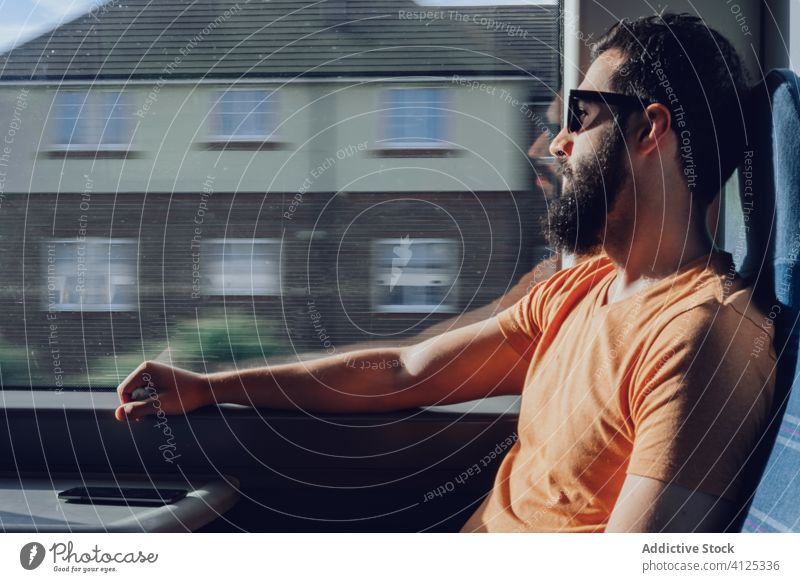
[{"xmin": 463, "ymin": 250, "xmax": 777, "ymax": 532}]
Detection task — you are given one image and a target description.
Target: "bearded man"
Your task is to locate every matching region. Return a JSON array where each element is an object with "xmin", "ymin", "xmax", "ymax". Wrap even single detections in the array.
[{"xmin": 115, "ymin": 14, "xmax": 775, "ymax": 533}]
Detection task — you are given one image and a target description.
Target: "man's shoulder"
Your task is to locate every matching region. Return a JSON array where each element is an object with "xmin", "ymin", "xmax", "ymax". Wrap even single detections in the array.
[
  {"xmin": 647, "ymin": 285, "xmax": 775, "ymax": 359},
  {"xmin": 630, "ymin": 282, "xmax": 777, "ymax": 406}
]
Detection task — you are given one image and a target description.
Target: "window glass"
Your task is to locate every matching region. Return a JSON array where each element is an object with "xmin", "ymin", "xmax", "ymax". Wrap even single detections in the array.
[
  {"xmin": 0, "ymin": 1, "xmax": 561, "ymax": 388},
  {"xmin": 53, "ymin": 92, "xmax": 83, "ymax": 146},
  {"xmin": 45, "ymin": 239, "xmax": 137, "ymax": 312},
  {"xmin": 52, "ymin": 91, "xmax": 133, "ymax": 149},
  {"xmin": 372, "ymin": 238, "xmax": 459, "ymax": 313}
]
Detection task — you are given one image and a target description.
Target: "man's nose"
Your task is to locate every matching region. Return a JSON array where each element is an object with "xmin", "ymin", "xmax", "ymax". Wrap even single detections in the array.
[{"xmin": 548, "ymin": 127, "xmax": 573, "ymax": 158}]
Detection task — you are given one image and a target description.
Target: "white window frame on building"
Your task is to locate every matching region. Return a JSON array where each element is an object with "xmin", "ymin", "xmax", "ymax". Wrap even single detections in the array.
[
  {"xmin": 371, "ymin": 238, "xmax": 459, "ymax": 314},
  {"xmin": 207, "ymin": 88, "xmax": 281, "ymax": 148},
  {"xmin": 201, "ymin": 238, "xmax": 282, "ymax": 297},
  {"xmin": 50, "ymin": 90, "xmax": 134, "ymax": 153},
  {"xmin": 45, "ymin": 238, "xmax": 138, "ymax": 312},
  {"xmin": 377, "ymin": 87, "xmax": 453, "ymax": 154}
]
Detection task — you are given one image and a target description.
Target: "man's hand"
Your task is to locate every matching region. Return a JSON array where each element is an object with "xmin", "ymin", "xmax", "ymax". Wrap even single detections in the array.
[{"xmin": 115, "ymin": 361, "xmax": 210, "ymax": 422}]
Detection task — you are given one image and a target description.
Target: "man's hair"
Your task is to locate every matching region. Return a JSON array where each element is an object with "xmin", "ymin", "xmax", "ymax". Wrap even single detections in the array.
[{"xmin": 592, "ymin": 13, "xmax": 749, "ymax": 205}]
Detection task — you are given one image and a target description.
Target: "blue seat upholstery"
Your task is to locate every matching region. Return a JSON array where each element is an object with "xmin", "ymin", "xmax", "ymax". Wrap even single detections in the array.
[{"xmin": 737, "ymin": 69, "xmax": 800, "ymax": 532}]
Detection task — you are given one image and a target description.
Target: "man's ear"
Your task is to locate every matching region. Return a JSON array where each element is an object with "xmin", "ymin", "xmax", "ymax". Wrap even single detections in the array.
[{"xmin": 637, "ymin": 103, "xmax": 672, "ymax": 156}]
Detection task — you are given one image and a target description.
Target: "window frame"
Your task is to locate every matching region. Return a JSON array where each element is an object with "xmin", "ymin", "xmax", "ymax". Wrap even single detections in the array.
[
  {"xmin": 376, "ymin": 86, "xmax": 455, "ymax": 155},
  {"xmin": 206, "ymin": 88, "xmax": 282, "ymax": 148},
  {"xmin": 48, "ymin": 89, "xmax": 135, "ymax": 154},
  {"xmin": 43, "ymin": 237, "xmax": 138, "ymax": 313}
]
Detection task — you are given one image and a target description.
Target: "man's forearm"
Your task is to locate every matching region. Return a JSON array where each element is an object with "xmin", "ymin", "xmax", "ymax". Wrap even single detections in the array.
[{"xmin": 207, "ymin": 347, "xmax": 419, "ymax": 413}]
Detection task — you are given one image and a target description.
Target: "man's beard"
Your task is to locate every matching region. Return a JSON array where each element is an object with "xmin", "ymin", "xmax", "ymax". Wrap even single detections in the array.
[{"xmin": 541, "ymin": 124, "xmax": 628, "ymax": 255}]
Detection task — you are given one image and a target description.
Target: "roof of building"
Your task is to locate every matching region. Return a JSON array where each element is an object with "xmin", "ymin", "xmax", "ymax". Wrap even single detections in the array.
[{"xmin": 0, "ymin": 0, "xmax": 559, "ymax": 92}]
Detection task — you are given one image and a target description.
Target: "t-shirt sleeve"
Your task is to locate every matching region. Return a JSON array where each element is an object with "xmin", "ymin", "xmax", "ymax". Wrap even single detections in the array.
[
  {"xmin": 495, "ymin": 255, "xmax": 607, "ymax": 358},
  {"xmin": 626, "ymin": 304, "xmax": 776, "ymax": 501},
  {"xmin": 494, "ymin": 278, "xmax": 546, "ymax": 357}
]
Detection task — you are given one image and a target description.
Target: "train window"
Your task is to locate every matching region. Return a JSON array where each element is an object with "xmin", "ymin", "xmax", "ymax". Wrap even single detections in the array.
[{"xmin": 0, "ymin": 1, "xmax": 561, "ymax": 390}]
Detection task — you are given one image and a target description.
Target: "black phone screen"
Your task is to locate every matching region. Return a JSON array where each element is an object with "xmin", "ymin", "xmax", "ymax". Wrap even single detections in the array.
[{"xmin": 58, "ymin": 486, "xmax": 187, "ymax": 505}]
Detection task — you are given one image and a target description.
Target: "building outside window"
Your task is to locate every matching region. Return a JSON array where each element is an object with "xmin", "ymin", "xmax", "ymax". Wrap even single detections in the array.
[
  {"xmin": 372, "ymin": 238, "xmax": 459, "ymax": 313},
  {"xmin": 0, "ymin": 0, "xmax": 560, "ymax": 388}
]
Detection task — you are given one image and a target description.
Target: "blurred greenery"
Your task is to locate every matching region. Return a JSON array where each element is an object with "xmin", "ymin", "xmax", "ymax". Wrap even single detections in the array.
[{"xmin": 82, "ymin": 310, "xmax": 284, "ymax": 386}]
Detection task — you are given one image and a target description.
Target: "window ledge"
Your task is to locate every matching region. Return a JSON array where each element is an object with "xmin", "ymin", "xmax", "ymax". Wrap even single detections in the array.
[
  {"xmin": 0, "ymin": 389, "xmax": 519, "ymax": 418},
  {"xmin": 197, "ymin": 140, "xmax": 288, "ymax": 151},
  {"xmin": 369, "ymin": 147, "xmax": 464, "ymax": 158},
  {"xmin": 45, "ymin": 304, "xmax": 139, "ymax": 313}
]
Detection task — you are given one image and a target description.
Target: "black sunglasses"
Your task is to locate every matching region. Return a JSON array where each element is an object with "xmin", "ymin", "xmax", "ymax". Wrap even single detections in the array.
[{"xmin": 567, "ymin": 89, "xmax": 652, "ymax": 133}]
